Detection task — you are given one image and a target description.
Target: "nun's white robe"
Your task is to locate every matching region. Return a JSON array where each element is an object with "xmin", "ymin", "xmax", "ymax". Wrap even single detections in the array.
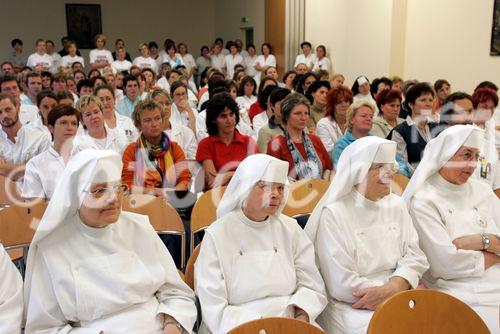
[
  {"xmin": 315, "ymin": 190, "xmax": 429, "ymax": 334},
  {"xmin": 25, "ymin": 212, "xmax": 196, "ymax": 334},
  {"xmin": 0, "ymin": 243, "xmax": 23, "ymax": 334},
  {"xmin": 409, "ymin": 173, "xmax": 500, "ymax": 332},
  {"xmin": 195, "ymin": 209, "xmax": 327, "ymax": 334}
]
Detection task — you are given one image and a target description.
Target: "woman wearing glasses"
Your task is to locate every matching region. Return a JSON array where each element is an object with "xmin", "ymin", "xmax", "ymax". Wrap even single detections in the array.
[
  {"xmin": 195, "ymin": 154, "xmax": 327, "ymax": 334},
  {"xmin": 24, "ymin": 150, "xmax": 197, "ymax": 333},
  {"xmin": 403, "ymin": 125, "xmax": 500, "ymax": 332},
  {"xmin": 305, "ymin": 137, "xmax": 429, "ymax": 334}
]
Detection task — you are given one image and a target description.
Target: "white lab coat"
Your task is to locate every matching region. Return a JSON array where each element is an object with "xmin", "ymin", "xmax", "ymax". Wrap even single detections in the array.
[
  {"xmin": 25, "ymin": 212, "xmax": 197, "ymax": 333},
  {"xmin": 409, "ymin": 173, "xmax": 500, "ymax": 333},
  {"xmin": 314, "ymin": 190, "xmax": 429, "ymax": 334},
  {"xmin": 0, "ymin": 243, "xmax": 23, "ymax": 334},
  {"xmin": 22, "ymin": 146, "xmax": 67, "ymax": 199},
  {"xmin": 0, "ymin": 126, "xmax": 51, "ymax": 165},
  {"xmin": 316, "ymin": 117, "xmax": 344, "ymax": 154},
  {"xmin": 74, "ymin": 125, "xmax": 129, "ymax": 155},
  {"xmin": 165, "ymin": 124, "xmax": 197, "ymax": 160},
  {"xmin": 195, "ymin": 209, "xmax": 327, "ymax": 334}
]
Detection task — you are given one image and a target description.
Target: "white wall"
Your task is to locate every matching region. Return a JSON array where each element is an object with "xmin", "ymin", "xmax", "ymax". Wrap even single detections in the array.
[
  {"xmin": 305, "ymin": 0, "xmax": 394, "ymax": 86},
  {"xmin": 305, "ymin": 0, "xmax": 500, "ymax": 93},
  {"xmin": 0, "ymin": 0, "xmax": 215, "ymax": 65},
  {"xmin": 214, "ymin": 0, "xmax": 265, "ymax": 49},
  {"xmin": 404, "ymin": 0, "xmax": 500, "ymax": 93}
]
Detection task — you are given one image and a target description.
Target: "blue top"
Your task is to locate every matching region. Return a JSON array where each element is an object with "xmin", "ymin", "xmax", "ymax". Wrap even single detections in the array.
[
  {"xmin": 332, "ymin": 130, "xmax": 410, "ymax": 177},
  {"xmin": 116, "ymin": 96, "xmax": 141, "ymax": 118}
]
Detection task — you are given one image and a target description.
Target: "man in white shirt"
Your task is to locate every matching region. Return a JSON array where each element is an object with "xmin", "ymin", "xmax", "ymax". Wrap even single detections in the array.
[
  {"xmin": 210, "ymin": 43, "xmax": 225, "ymax": 71},
  {"xmin": 22, "ymin": 72, "xmax": 43, "ymax": 106},
  {"xmin": 294, "ymin": 41, "xmax": 316, "ymax": 71},
  {"xmin": 26, "ymin": 39, "xmax": 52, "ymax": 72},
  {"xmin": 116, "ymin": 75, "xmax": 141, "ymax": 118},
  {"xmin": 45, "ymin": 40, "xmax": 62, "ymax": 73},
  {"xmin": 0, "ymin": 75, "xmax": 39, "ymax": 125},
  {"xmin": 0, "ymin": 94, "xmax": 51, "ymax": 180}
]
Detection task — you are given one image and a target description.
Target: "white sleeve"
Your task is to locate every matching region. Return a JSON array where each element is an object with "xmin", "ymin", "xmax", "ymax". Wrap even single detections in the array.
[
  {"xmin": 132, "ymin": 57, "xmax": 140, "ymax": 66},
  {"xmin": 315, "ymin": 207, "xmax": 379, "ymax": 303},
  {"xmin": 106, "ymin": 51, "xmax": 114, "ymax": 65},
  {"xmin": 153, "ymin": 229, "xmax": 197, "ymax": 333},
  {"xmin": 0, "ymin": 244, "xmax": 23, "ymax": 334},
  {"xmin": 294, "ymin": 55, "xmax": 301, "ymax": 68},
  {"xmin": 26, "ymin": 55, "xmax": 35, "ymax": 68},
  {"xmin": 268, "ymin": 55, "xmax": 276, "ymax": 67},
  {"xmin": 195, "ymin": 233, "xmax": 261, "ymax": 334},
  {"xmin": 286, "ymin": 223, "xmax": 327, "ymax": 322},
  {"xmin": 183, "ymin": 127, "xmax": 198, "ymax": 160},
  {"xmin": 391, "ymin": 205, "xmax": 429, "ymax": 288},
  {"xmin": 25, "ymin": 251, "xmax": 76, "ymax": 333},
  {"xmin": 316, "ymin": 120, "xmax": 335, "ymax": 153},
  {"xmin": 89, "ymin": 50, "xmax": 97, "ymax": 64},
  {"xmin": 21, "ymin": 158, "xmax": 45, "ymax": 198},
  {"xmin": 409, "ymin": 197, "xmax": 485, "ymax": 280},
  {"xmin": 252, "ymin": 115, "xmax": 266, "ymax": 138}
]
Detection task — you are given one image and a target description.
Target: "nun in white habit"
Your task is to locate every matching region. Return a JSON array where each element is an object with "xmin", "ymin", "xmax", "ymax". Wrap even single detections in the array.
[
  {"xmin": 194, "ymin": 154, "xmax": 327, "ymax": 334},
  {"xmin": 24, "ymin": 149, "xmax": 197, "ymax": 334},
  {"xmin": 403, "ymin": 125, "xmax": 500, "ymax": 333},
  {"xmin": 0, "ymin": 243, "xmax": 23, "ymax": 334},
  {"xmin": 305, "ymin": 136, "xmax": 429, "ymax": 334}
]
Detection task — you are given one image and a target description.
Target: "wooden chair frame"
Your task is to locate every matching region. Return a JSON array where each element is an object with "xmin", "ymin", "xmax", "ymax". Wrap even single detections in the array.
[{"xmin": 228, "ymin": 317, "xmax": 324, "ymax": 334}]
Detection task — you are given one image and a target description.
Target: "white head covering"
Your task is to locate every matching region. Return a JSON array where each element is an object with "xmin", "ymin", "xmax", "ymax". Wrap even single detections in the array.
[
  {"xmin": 304, "ymin": 136, "xmax": 397, "ymax": 243},
  {"xmin": 24, "ymin": 150, "xmax": 123, "ymax": 305},
  {"xmin": 402, "ymin": 125, "xmax": 484, "ymax": 205},
  {"xmin": 216, "ymin": 154, "xmax": 290, "ymax": 219}
]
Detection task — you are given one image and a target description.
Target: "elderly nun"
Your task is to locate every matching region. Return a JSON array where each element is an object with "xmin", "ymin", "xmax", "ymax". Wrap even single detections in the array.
[
  {"xmin": 0, "ymin": 243, "xmax": 23, "ymax": 334},
  {"xmin": 403, "ymin": 125, "xmax": 500, "ymax": 332},
  {"xmin": 305, "ymin": 136, "xmax": 429, "ymax": 334},
  {"xmin": 24, "ymin": 150, "xmax": 197, "ymax": 333},
  {"xmin": 194, "ymin": 154, "xmax": 327, "ymax": 334}
]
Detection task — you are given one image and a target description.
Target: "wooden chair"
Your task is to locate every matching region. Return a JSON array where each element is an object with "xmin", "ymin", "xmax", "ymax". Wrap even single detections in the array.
[
  {"xmin": 228, "ymin": 317, "xmax": 324, "ymax": 334},
  {"xmin": 366, "ymin": 289, "xmax": 490, "ymax": 334},
  {"xmin": 282, "ymin": 179, "xmax": 330, "ymax": 218},
  {"xmin": 0, "ymin": 175, "xmax": 23, "ymax": 207},
  {"xmin": 190, "ymin": 186, "xmax": 226, "ymax": 254},
  {"xmin": 391, "ymin": 173, "xmax": 410, "ymax": 196},
  {"xmin": 122, "ymin": 194, "xmax": 187, "ymax": 269},
  {"xmin": 0, "ymin": 201, "xmax": 47, "ymax": 272},
  {"xmin": 184, "ymin": 243, "xmax": 201, "ymax": 290}
]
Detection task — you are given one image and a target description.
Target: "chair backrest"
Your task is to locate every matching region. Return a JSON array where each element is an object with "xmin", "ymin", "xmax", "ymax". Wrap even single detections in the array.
[
  {"xmin": 122, "ymin": 194, "xmax": 187, "ymax": 268},
  {"xmin": 228, "ymin": 317, "xmax": 324, "ymax": 334},
  {"xmin": 391, "ymin": 173, "xmax": 409, "ymax": 196},
  {"xmin": 282, "ymin": 179, "xmax": 330, "ymax": 217},
  {"xmin": 0, "ymin": 175, "xmax": 22, "ymax": 206},
  {"xmin": 367, "ymin": 289, "xmax": 490, "ymax": 334},
  {"xmin": 184, "ymin": 243, "xmax": 201, "ymax": 290},
  {"xmin": 190, "ymin": 186, "xmax": 226, "ymax": 234},
  {"xmin": 122, "ymin": 194, "xmax": 184, "ymax": 234},
  {"xmin": 0, "ymin": 201, "xmax": 47, "ymax": 248}
]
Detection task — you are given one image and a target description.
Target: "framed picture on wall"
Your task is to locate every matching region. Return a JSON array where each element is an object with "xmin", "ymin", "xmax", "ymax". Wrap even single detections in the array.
[
  {"xmin": 65, "ymin": 4, "xmax": 102, "ymax": 49},
  {"xmin": 491, "ymin": 0, "xmax": 500, "ymax": 55}
]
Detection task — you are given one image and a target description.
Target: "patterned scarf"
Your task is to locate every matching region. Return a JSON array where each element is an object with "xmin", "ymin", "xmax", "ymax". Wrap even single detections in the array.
[
  {"xmin": 134, "ymin": 132, "xmax": 176, "ymax": 188},
  {"xmin": 285, "ymin": 130, "xmax": 323, "ymax": 179}
]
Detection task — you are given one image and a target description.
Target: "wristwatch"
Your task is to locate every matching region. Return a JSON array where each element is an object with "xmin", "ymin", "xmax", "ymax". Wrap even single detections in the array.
[{"xmin": 481, "ymin": 233, "xmax": 490, "ymax": 250}]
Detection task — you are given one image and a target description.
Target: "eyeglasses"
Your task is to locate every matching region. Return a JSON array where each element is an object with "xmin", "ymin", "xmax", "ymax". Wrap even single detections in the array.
[
  {"xmin": 456, "ymin": 151, "xmax": 480, "ymax": 162},
  {"xmin": 370, "ymin": 163, "xmax": 399, "ymax": 173},
  {"xmin": 84, "ymin": 183, "xmax": 128, "ymax": 199},
  {"xmin": 256, "ymin": 181, "xmax": 285, "ymax": 194}
]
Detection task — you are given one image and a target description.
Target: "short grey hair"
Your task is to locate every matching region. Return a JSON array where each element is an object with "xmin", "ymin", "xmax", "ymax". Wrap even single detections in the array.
[{"xmin": 280, "ymin": 92, "xmax": 311, "ymax": 124}]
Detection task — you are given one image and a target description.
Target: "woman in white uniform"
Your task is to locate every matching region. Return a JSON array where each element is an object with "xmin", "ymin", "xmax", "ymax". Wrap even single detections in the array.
[
  {"xmin": 305, "ymin": 136, "xmax": 429, "ymax": 334},
  {"xmin": 0, "ymin": 243, "xmax": 23, "ymax": 334},
  {"xmin": 195, "ymin": 154, "xmax": 327, "ymax": 334},
  {"xmin": 24, "ymin": 150, "xmax": 197, "ymax": 333},
  {"xmin": 403, "ymin": 125, "xmax": 500, "ymax": 333}
]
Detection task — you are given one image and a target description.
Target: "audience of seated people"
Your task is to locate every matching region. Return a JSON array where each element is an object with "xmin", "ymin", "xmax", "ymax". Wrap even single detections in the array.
[{"xmin": 1, "ymin": 34, "xmax": 499, "ymax": 334}]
